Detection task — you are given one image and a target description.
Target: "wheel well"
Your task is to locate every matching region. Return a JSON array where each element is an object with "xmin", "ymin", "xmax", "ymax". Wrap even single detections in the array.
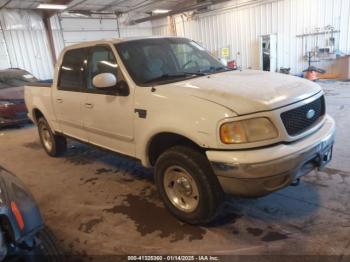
[
  {"xmin": 0, "ymin": 215, "xmax": 15, "ymax": 243},
  {"xmin": 32, "ymin": 108, "xmax": 44, "ymax": 123},
  {"xmin": 148, "ymin": 133, "xmax": 203, "ymax": 166}
]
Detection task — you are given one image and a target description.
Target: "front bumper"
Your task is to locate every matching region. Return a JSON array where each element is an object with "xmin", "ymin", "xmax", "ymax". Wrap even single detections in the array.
[
  {"xmin": 0, "ymin": 104, "xmax": 28, "ymax": 127},
  {"xmin": 0, "ymin": 110, "xmax": 30, "ymax": 127},
  {"xmin": 0, "ymin": 117, "xmax": 29, "ymax": 127},
  {"xmin": 207, "ymin": 115, "xmax": 336, "ymax": 197}
]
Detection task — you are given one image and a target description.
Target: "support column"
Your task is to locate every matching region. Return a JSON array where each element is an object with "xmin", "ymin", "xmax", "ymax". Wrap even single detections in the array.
[
  {"xmin": 43, "ymin": 16, "xmax": 57, "ymax": 66},
  {"xmin": 167, "ymin": 15, "xmax": 177, "ymax": 36}
]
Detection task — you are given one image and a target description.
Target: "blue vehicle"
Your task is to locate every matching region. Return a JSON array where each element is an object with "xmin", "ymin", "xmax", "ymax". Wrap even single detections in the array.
[{"xmin": 0, "ymin": 166, "xmax": 62, "ymax": 261}]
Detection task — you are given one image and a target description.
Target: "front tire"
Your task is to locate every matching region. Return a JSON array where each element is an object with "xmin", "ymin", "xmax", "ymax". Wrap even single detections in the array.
[
  {"xmin": 155, "ymin": 146, "xmax": 224, "ymax": 225},
  {"xmin": 33, "ymin": 227, "xmax": 63, "ymax": 262},
  {"xmin": 5, "ymin": 227, "xmax": 63, "ymax": 262},
  {"xmin": 38, "ymin": 118, "xmax": 66, "ymax": 157}
]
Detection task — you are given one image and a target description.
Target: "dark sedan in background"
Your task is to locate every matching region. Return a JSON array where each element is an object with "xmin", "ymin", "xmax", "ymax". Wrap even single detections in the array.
[{"xmin": 0, "ymin": 69, "xmax": 38, "ymax": 127}]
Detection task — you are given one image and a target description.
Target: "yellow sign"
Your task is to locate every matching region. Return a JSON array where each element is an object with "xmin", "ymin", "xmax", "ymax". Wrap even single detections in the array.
[{"xmin": 221, "ymin": 47, "xmax": 230, "ymax": 58}]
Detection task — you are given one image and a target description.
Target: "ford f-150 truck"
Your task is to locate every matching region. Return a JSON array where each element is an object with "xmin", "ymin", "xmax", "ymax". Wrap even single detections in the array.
[{"xmin": 24, "ymin": 37, "xmax": 335, "ymax": 225}]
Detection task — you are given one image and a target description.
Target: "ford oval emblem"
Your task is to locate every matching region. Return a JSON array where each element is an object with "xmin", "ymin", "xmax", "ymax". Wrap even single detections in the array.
[{"xmin": 306, "ymin": 109, "xmax": 316, "ymax": 119}]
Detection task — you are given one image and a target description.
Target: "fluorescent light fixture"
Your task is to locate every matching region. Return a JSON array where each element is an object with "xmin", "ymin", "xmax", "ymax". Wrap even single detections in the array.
[
  {"xmin": 152, "ymin": 9, "xmax": 171, "ymax": 14},
  {"xmin": 37, "ymin": 4, "xmax": 67, "ymax": 10}
]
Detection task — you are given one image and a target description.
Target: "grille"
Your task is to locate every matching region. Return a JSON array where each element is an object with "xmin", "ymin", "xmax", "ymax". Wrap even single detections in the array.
[{"xmin": 281, "ymin": 96, "xmax": 325, "ymax": 136}]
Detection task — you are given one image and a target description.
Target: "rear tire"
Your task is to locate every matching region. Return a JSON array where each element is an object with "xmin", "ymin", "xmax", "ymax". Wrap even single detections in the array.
[
  {"xmin": 38, "ymin": 118, "xmax": 66, "ymax": 157},
  {"xmin": 154, "ymin": 146, "xmax": 224, "ymax": 225}
]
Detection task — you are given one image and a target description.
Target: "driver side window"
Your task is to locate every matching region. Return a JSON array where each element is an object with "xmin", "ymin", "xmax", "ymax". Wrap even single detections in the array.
[{"xmin": 87, "ymin": 46, "xmax": 120, "ymax": 92}]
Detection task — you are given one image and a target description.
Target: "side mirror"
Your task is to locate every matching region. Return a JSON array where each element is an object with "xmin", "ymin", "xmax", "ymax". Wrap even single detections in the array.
[{"xmin": 93, "ymin": 73, "xmax": 117, "ymax": 89}]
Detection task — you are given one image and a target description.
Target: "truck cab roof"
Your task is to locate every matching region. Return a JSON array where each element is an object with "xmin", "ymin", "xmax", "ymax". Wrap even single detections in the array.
[{"xmin": 63, "ymin": 36, "xmax": 187, "ymax": 51}]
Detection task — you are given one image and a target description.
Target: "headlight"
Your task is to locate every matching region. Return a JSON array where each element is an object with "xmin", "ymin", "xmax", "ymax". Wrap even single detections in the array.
[
  {"xmin": 0, "ymin": 101, "xmax": 15, "ymax": 108},
  {"xmin": 220, "ymin": 117, "xmax": 278, "ymax": 144}
]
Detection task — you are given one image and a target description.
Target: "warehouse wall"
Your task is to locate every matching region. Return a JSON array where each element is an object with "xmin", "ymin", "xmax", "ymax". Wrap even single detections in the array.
[
  {"xmin": 0, "ymin": 20, "xmax": 10, "ymax": 69},
  {"xmin": 51, "ymin": 14, "xmax": 153, "ymax": 57},
  {"xmin": 152, "ymin": 0, "xmax": 350, "ymax": 75},
  {"xmin": 50, "ymin": 15, "xmax": 65, "ymax": 60},
  {"xmin": 0, "ymin": 10, "xmax": 153, "ymax": 79},
  {"xmin": 1, "ymin": 1, "xmax": 349, "ymax": 79},
  {"xmin": 0, "ymin": 9, "xmax": 54, "ymax": 79}
]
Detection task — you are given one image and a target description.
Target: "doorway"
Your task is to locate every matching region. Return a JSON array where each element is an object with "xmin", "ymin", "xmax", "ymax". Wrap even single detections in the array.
[{"xmin": 260, "ymin": 34, "xmax": 277, "ymax": 72}]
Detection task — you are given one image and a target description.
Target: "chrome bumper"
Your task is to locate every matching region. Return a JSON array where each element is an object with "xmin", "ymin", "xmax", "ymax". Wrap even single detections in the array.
[{"xmin": 207, "ymin": 115, "xmax": 336, "ymax": 197}]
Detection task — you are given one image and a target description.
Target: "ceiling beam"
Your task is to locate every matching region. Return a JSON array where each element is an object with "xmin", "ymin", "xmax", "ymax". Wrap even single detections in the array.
[
  {"xmin": 129, "ymin": 1, "xmax": 213, "ymax": 24},
  {"xmin": 0, "ymin": 0, "xmax": 12, "ymax": 10},
  {"xmin": 65, "ymin": 0, "xmax": 89, "ymax": 11},
  {"xmin": 127, "ymin": 0, "xmax": 176, "ymax": 13},
  {"xmin": 42, "ymin": 0, "xmax": 75, "ymax": 18},
  {"xmin": 97, "ymin": 0, "xmax": 127, "ymax": 12}
]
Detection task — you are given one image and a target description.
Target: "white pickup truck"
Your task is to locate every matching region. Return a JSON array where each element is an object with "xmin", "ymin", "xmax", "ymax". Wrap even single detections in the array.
[{"xmin": 25, "ymin": 37, "xmax": 335, "ymax": 224}]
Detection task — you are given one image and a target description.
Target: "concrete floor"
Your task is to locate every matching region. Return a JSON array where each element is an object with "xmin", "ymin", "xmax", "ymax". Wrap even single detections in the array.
[{"xmin": 1, "ymin": 80, "xmax": 350, "ymax": 258}]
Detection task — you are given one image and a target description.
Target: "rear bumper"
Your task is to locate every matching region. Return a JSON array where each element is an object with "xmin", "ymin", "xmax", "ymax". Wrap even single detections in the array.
[{"xmin": 206, "ymin": 115, "xmax": 336, "ymax": 197}]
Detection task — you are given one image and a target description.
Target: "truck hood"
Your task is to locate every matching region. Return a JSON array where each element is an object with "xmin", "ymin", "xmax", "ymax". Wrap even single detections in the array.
[{"xmin": 167, "ymin": 70, "xmax": 322, "ymax": 115}]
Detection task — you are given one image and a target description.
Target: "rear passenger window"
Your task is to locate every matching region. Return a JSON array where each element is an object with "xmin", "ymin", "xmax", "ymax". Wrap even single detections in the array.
[{"xmin": 58, "ymin": 48, "xmax": 88, "ymax": 91}]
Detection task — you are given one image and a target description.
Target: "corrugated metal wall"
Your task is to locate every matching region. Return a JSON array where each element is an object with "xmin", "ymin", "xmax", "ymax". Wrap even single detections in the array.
[
  {"xmin": 50, "ymin": 14, "xmax": 153, "ymax": 68},
  {"xmin": 51, "ymin": 14, "xmax": 153, "ymax": 57},
  {"xmin": 0, "ymin": 19, "xmax": 10, "ymax": 69},
  {"xmin": 1, "ymin": 1, "xmax": 349, "ymax": 79},
  {"xmin": 50, "ymin": 15, "xmax": 65, "ymax": 60},
  {"xmin": 0, "ymin": 10, "xmax": 153, "ymax": 79},
  {"xmin": 152, "ymin": 0, "xmax": 350, "ymax": 74},
  {"xmin": 0, "ymin": 9, "xmax": 54, "ymax": 79}
]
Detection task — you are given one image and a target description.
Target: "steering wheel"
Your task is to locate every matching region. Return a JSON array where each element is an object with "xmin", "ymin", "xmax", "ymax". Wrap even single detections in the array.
[{"xmin": 181, "ymin": 60, "xmax": 199, "ymax": 70}]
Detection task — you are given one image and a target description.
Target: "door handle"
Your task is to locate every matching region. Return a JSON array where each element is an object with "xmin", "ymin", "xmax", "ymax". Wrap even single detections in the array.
[
  {"xmin": 56, "ymin": 98, "xmax": 63, "ymax": 103},
  {"xmin": 85, "ymin": 103, "xmax": 94, "ymax": 109}
]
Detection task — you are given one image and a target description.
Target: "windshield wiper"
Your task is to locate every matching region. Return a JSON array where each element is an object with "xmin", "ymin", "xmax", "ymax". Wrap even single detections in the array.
[
  {"xmin": 144, "ymin": 72, "xmax": 206, "ymax": 84},
  {"xmin": 198, "ymin": 66, "xmax": 234, "ymax": 75}
]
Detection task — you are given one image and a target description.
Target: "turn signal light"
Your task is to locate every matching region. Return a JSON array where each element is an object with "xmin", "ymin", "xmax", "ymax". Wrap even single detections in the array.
[{"xmin": 11, "ymin": 201, "xmax": 25, "ymax": 231}]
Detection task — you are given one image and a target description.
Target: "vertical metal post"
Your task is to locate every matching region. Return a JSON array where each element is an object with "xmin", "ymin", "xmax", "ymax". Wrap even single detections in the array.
[
  {"xmin": 116, "ymin": 13, "xmax": 121, "ymax": 38},
  {"xmin": 167, "ymin": 16, "xmax": 176, "ymax": 36},
  {"xmin": 43, "ymin": 16, "xmax": 57, "ymax": 66},
  {"xmin": 57, "ymin": 14, "xmax": 65, "ymax": 48}
]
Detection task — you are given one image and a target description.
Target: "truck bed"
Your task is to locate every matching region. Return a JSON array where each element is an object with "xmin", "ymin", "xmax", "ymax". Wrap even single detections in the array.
[
  {"xmin": 25, "ymin": 80, "xmax": 53, "ymax": 88},
  {"xmin": 24, "ymin": 83, "xmax": 54, "ymax": 124}
]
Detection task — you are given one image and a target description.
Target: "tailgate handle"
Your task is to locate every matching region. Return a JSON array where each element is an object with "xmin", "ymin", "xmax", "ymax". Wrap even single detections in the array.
[
  {"xmin": 56, "ymin": 98, "xmax": 63, "ymax": 103},
  {"xmin": 85, "ymin": 103, "xmax": 94, "ymax": 109}
]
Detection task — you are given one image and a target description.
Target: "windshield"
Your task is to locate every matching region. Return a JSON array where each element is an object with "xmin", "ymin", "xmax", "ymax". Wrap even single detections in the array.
[
  {"xmin": 0, "ymin": 70, "xmax": 38, "ymax": 89},
  {"xmin": 115, "ymin": 38, "xmax": 228, "ymax": 85}
]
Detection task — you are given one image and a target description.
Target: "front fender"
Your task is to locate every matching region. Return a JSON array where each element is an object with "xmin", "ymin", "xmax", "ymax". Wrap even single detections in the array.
[
  {"xmin": 0, "ymin": 166, "xmax": 44, "ymax": 244},
  {"xmin": 134, "ymin": 87, "xmax": 236, "ymax": 166}
]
